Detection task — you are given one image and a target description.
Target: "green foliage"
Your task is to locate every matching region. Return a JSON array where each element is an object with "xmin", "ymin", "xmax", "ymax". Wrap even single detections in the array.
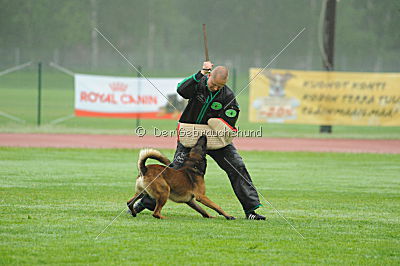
[
  {"xmin": 0, "ymin": 147, "xmax": 399, "ymax": 264},
  {"xmin": 336, "ymin": 0, "xmax": 400, "ymax": 70},
  {"xmin": 0, "ymin": 0, "xmax": 399, "ymax": 71}
]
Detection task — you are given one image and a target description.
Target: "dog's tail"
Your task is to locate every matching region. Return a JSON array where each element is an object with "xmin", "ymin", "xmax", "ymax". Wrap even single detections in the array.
[{"xmin": 137, "ymin": 148, "xmax": 171, "ymax": 176}]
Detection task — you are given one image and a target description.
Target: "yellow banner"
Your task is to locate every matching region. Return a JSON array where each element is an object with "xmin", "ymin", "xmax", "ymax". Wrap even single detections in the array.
[{"xmin": 249, "ymin": 68, "xmax": 400, "ymax": 126}]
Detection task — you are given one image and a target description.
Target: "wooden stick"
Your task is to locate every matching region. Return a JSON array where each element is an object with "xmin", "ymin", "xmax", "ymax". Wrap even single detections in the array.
[{"xmin": 202, "ymin": 24, "xmax": 209, "ymax": 61}]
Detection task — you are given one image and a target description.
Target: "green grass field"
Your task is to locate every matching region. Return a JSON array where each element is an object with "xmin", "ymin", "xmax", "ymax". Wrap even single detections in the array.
[
  {"xmin": 1, "ymin": 147, "xmax": 399, "ymax": 264},
  {"xmin": 1, "ymin": 70, "xmax": 399, "ymax": 139}
]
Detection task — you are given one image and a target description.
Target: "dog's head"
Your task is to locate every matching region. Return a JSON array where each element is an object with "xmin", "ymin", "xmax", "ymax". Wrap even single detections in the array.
[{"xmin": 183, "ymin": 135, "xmax": 207, "ymax": 176}]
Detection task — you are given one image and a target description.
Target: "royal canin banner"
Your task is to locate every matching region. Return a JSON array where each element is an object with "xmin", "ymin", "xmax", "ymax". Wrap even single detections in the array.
[{"xmin": 74, "ymin": 74, "xmax": 186, "ymax": 119}]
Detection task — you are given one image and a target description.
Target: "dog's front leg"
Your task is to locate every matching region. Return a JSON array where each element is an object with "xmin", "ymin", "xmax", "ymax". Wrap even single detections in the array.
[
  {"xmin": 186, "ymin": 199, "xmax": 214, "ymax": 218},
  {"xmin": 126, "ymin": 192, "xmax": 144, "ymax": 217},
  {"xmin": 195, "ymin": 195, "xmax": 236, "ymax": 220}
]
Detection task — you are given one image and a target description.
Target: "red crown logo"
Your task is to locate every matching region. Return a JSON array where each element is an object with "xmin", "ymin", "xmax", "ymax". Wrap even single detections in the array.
[{"xmin": 109, "ymin": 82, "xmax": 128, "ymax": 92}]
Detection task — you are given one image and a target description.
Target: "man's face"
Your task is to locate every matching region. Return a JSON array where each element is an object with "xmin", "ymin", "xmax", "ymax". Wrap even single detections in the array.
[{"xmin": 207, "ymin": 75, "xmax": 226, "ymax": 92}]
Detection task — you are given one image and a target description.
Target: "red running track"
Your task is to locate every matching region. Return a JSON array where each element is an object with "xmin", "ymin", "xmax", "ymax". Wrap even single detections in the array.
[{"xmin": 0, "ymin": 133, "xmax": 399, "ymax": 154}]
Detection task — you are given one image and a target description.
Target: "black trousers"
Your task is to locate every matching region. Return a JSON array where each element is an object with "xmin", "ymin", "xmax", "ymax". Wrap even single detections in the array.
[{"xmin": 138, "ymin": 142, "xmax": 261, "ymax": 213}]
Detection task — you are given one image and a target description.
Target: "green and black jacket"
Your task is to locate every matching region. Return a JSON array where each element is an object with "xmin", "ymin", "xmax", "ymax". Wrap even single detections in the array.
[{"xmin": 177, "ymin": 71, "xmax": 240, "ymax": 128}]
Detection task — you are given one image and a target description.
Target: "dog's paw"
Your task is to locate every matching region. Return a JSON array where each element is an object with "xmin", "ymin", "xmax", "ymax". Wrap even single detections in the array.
[
  {"xmin": 225, "ymin": 216, "xmax": 236, "ymax": 220},
  {"xmin": 126, "ymin": 208, "xmax": 137, "ymax": 217},
  {"xmin": 153, "ymin": 214, "xmax": 167, "ymax": 219}
]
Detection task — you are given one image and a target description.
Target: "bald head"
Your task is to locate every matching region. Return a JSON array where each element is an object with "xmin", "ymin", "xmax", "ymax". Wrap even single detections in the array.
[
  {"xmin": 208, "ymin": 66, "xmax": 229, "ymax": 92},
  {"xmin": 211, "ymin": 66, "xmax": 229, "ymax": 81}
]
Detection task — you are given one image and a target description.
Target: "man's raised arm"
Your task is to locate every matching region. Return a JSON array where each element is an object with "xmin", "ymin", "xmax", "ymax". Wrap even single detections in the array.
[{"xmin": 177, "ymin": 61, "xmax": 213, "ymax": 99}]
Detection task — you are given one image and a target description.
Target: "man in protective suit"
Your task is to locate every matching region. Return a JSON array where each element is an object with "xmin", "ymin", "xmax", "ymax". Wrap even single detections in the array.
[{"xmin": 131, "ymin": 61, "xmax": 265, "ymax": 220}]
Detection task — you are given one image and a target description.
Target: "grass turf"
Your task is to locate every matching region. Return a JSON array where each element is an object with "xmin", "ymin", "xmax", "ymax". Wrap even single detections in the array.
[
  {"xmin": 0, "ymin": 147, "xmax": 399, "ymax": 264},
  {"xmin": 1, "ymin": 70, "xmax": 400, "ymax": 139}
]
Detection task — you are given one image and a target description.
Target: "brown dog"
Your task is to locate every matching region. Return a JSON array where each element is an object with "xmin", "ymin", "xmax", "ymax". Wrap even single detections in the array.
[{"xmin": 127, "ymin": 136, "xmax": 235, "ymax": 220}]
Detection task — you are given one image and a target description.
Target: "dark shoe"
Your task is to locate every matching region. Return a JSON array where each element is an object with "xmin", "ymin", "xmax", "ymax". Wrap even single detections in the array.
[
  {"xmin": 127, "ymin": 201, "xmax": 145, "ymax": 217},
  {"xmin": 246, "ymin": 211, "xmax": 266, "ymax": 220}
]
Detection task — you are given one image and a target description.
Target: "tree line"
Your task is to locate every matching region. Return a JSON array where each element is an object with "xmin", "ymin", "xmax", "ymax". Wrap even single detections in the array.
[{"xmin": 0, "ymin": 0, "xmax": 399, "ymax": 72}]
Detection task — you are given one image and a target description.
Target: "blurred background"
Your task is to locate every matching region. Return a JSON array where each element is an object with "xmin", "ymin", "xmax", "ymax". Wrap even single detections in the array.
[
  {"xmin": 1, "ymin": 0, "xmax": 399, "ymax": 72},
  {"xmin": 0, "ymin": 0, "xmax": 399, "ymax": 137}
]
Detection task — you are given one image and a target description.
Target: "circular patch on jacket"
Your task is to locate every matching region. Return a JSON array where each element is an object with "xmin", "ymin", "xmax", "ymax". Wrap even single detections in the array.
[
  {"xmin": 225, "ymin": 109, "xmax": 237, "ymax": 118},
  {"xmin": 211, "ymin": 102, "xmax": 222, "ymax": 110}
]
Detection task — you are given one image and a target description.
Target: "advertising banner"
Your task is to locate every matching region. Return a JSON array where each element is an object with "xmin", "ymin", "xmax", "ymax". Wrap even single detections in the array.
[
  {"xmin": 249, "ymin": 68, "xmax": 400, "ymax": 126},
  {"xmin": 74, "ymin": 74, "xmax": 185, "ymax": 119}
]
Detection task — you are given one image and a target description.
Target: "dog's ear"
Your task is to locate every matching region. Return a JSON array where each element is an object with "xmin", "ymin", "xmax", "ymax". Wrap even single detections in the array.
[
  {"xmin": 198, "ymin": 135, "xmax": 207, "ymax": 151},
  {"xmin": 196, "ymin": 135, "xmax": 207, "ymax": 146},
  {"xmin": 191, "ymin": 136, "xmax": 207, "ymax": 156}
]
